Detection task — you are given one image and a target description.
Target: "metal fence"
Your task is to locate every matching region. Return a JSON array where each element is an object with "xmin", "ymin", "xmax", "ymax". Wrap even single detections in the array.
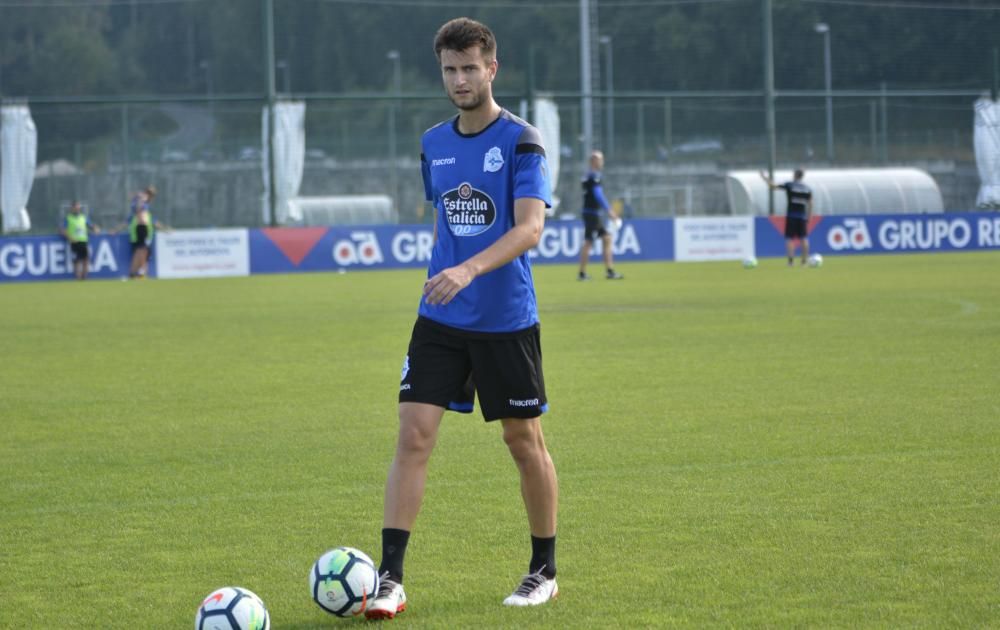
[
  {"xmin": 21, "ymin": 88, "xmax": 986, "ymax": 234},
  {"xmin": 5, "ymin": 0, "xmax": 997, "ymax": 232}
]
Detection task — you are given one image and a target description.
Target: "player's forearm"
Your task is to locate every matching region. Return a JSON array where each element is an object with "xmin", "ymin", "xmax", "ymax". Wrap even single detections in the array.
[
  {"xmin": 461, "ymin": 221, "xmax": 541, "ymax": 278},
  {"xmin": 594, "ymin": 186, "xmax": 611, "ymax": 212}
]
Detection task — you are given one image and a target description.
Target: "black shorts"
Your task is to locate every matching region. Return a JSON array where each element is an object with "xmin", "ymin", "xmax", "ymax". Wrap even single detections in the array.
[
  {"xmin": 70, "ymin": 241, "xmax": 89, "ymax": 262},
  {"xmin": 132, "ymin": 225, "xmax": 151, "ymax": 252},
  {"xmin": 785, "ymin": 216, "xmax": 808, "ymax": 239},
  {"xmin": 582, "ymin": 212, "xmax": 607, "ymax": 242},
  {"xmin": 398, "ymin": 316, "xmax": 548, "ymax": 421}
]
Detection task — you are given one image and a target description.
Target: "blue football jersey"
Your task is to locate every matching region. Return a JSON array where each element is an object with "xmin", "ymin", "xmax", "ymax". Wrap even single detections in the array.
[{"xmin": 418, "ymin": 110, "xmax": 552, "ymax": 333}]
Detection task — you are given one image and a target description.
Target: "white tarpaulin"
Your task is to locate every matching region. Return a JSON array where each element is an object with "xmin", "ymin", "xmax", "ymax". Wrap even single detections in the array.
[
  {"xmin": 262, "ymin": 101, "xmax": 306, "ymax": 225},
  {"xmin": 533, "ymin": 97, "xmax": 560, "ymax": 213},
  {"xmin": 974, "ymin": 98, "xmax": 1000, "ymax": 208},
  {"xmin": 1, "ymin": 105, "xmax": 36, "ymax": 233}
]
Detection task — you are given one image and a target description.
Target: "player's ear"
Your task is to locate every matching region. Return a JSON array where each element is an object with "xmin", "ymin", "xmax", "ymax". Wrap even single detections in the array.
[{"xmin": 489, "ymin": 58, "xmax": 498, "ymax": 81}]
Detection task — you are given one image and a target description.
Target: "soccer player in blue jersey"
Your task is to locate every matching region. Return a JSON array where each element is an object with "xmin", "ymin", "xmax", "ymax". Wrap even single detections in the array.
[
  {"xmin": 578, "ymin": 149, "xmax": 624, "ymax": 280},
  {"xmin": 366, "ymin": 17, "xmax": 559, "ymax": 619}
]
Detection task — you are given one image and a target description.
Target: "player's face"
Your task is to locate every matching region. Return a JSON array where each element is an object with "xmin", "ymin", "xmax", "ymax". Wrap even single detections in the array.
[{"xmin": 440, "ymin": 47, "xmax": 496, "ymax": 111}]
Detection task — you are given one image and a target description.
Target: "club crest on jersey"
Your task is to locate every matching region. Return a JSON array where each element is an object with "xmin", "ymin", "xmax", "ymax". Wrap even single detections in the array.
[
  {"xmin": 443, "ymin": 182, "xmax": 497, "ymax": 237},
  {"xmin": 483, "ymin": 146, "xmax": 504, "ymax": 173}
]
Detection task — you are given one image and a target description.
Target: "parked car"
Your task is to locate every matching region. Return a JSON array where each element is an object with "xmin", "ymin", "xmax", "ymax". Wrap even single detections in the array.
[
  {"xmin": 238, "ymin": 146, "xmax": 262, "ymax": 161},
  {"xmin": 669, "ymin": 139, "xmax": 724, "ymax": 155}
]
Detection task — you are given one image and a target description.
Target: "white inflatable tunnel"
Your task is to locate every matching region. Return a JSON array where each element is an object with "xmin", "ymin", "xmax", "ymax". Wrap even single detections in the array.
[{"xmin": 725, "ymin": 168, "xmax": 944, "ymax": 216}]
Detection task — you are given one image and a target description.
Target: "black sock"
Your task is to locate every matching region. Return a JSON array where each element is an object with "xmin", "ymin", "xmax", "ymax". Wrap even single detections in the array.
[
  {"xmin": 529, "ymin": 535, "xmax": 556, "ymax": 579},
  {"xmin": 378, "ymin": 528, "xmax": 410, "ymax": 583}
]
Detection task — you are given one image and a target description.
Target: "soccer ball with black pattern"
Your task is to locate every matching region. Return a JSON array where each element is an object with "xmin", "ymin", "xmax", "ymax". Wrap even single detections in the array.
[
  {"xmin": 195, "ymin": 586, "xmax": 270, "ymax": 630},
  {"xmin": 310, "ymin": 547, "xmax": 379, "ymax": 617}
]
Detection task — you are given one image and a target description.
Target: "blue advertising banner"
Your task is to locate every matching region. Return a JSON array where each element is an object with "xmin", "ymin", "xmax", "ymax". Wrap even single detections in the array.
[
  {"xmin": 0, "ymin": 234, "xmax": 134, "ymax": 282},
  {"xmin": 755, "ymin": 213, "xmax": 1000, "ymax": 257},
  {"xmin": 4, "ymin": 214, "xmax": 996, "ymax": 283},
  {"xmin": 248, "ymin": 218, "xmax": 674, "ymax": 275}
]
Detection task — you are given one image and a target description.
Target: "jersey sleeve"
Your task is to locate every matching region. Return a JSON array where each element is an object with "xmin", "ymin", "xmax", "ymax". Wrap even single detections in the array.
[
  {"xmin": 513, "ymin": 126, "xmax": 552, "ymax": 208},
  {"xmin": 420, "ymin": 152, "xmax": 433, "ymax": 202},
  {"xmin": 592, "ymin": 180, "xmax": 610, "ymax": 211}
]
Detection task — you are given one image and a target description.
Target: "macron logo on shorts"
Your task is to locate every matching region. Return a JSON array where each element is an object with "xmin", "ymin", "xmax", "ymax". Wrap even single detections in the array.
[{"xmin": 509, "ymin": 398, "xmax": 540, "ymax": 407}]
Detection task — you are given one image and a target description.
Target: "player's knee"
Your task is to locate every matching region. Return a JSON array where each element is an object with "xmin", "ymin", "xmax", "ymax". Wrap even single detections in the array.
[
  {"xmin": 396, "ymin": 415, "xmax": 439, "ymax": 457},
  {"xmin": 502, "ymin": 420, "xmax": 543, "ymax": 460}
]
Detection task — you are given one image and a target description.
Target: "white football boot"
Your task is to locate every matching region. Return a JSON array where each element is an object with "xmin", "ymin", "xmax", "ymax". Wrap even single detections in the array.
[
  {"xmin": 365, "ymin": 572, "xmax": 407, "ymax": 620},
  {"xmin": 502, "ymin": 567, "xmax": 559, "ymax": 607}
]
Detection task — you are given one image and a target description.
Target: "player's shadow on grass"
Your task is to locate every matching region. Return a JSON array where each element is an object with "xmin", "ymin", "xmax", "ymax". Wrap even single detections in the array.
[{"xmin": 283, "ymin": 620, "xmax": 384, "ymax": 628}]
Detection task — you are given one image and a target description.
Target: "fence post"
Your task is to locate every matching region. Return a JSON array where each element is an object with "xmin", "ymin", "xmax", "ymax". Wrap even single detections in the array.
[{"xmin": 880, "ymin": 82, "xmax": 889, "ymax": 164}]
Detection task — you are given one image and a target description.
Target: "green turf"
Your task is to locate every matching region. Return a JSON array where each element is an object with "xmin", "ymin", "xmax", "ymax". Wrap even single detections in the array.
[{"xmin": 1, "ymin": 253, "xmax": 998, "ymax": 628}]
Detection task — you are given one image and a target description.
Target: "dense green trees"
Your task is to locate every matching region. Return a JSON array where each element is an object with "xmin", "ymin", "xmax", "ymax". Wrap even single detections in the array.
[
  {"xmin": 1, "ymin": 0, "xmax": 995, "ymax": 158},
  {"xmin": 2, "ymin": 0, "xmax": 996, "ymax": 99}
]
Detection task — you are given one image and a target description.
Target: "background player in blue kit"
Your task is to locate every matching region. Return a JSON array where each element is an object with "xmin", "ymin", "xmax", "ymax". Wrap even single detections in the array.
[
  {"xmin": 761, "ymin": 168, "xmax": 813, "ymax": 266},
  {"xmin": 578, "ymin": 150, "xmax": 624, "ymax": 280},
  {"xmin": 366, "ymin": 17, "xmax": 560, "ymax": 619}
]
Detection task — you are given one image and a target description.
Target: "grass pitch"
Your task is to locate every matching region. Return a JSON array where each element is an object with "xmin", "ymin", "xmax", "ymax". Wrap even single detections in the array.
[{"xmin": 1, "ymin": 253, "xmax": 998, "ymax": 628}]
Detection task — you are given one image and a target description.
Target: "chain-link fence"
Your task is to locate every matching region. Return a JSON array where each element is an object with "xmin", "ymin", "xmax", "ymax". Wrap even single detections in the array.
[{"xmin": 4, "ymin": 0, "xmax": 997, "ymax": 232}]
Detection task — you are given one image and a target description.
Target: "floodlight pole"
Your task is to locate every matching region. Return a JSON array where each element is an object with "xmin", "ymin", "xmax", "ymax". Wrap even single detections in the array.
[
  {"xmin": 762, "ymin": 0, "xmax": 777, "ymax": 216},
  {"xmin": 580, "ymin": 0, "xmax": 594, "ymax": 158},
  {"xmin": 815, "ymin": 23, "xmax": 834, "ymax": 161},
  {"xmin": 993, "ymin": 46, "xmax": 998, "ymax": 102},
  {"xmin": 599, "ymin": 35, "xmax": 614, "ymax": 157},
  {"xmin": 199, "ymin": 60, "xmax": 214, "ymax": 119},
  {"xmin": 387, "ymin": 50, "xmax": 401, "ymax": 214},
  {"xmin": 263, "ymin": 0, "xmax": 278, "ymax": 226},
  {"xmin": 276, "ymin": 60, "xmax": 291, "ymax": 95}
]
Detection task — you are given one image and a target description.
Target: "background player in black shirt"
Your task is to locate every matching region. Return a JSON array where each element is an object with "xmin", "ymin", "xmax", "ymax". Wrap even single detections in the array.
[{"xmin": 761, "ymin": 168, "xmax": 813, "ymax": 266}]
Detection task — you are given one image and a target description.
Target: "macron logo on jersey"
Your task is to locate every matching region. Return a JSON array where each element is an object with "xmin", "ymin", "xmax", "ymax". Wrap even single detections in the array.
[
  {"xmin": 483, "ymin": 146, "xmax": 504, "ymax": 172},
  {"xmin": 431, "ymin": 157, "xmax": 456, "ymax": 167}
]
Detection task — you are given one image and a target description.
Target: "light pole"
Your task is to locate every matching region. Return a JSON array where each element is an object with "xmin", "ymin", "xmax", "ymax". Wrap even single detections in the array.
[
  {"xmin": 815, "ymin": 22, "xmax": 834, "ymax": 161},
  {"xmin": 599, "ymin": 35, "xmax": 614, "ymax": 156},
  {"xmin": 199, "ymin": 60, "xmax": 214, "ymax": 118},
  {"xmin": 387, "ymin": 50, "xmax": 401, "ymax": 212},
  {"xmin": 276, "ymin": 60, "xmax": 290, "ymax": 95},
  {"xmin": 763, "ymin": 0, "xmax": 776, "ymax": 216},
  {"xmin": 199, "ymin": 60, "xmax": 213, "ymax": 100},
  {"xmin": 580, "ymin": 0, "xmax": 594, "ymax": 157}
]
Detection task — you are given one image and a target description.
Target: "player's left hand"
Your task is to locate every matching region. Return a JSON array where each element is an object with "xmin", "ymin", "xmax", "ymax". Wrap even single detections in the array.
[{"xmin": 423, "ymin": 264, "xmax": 474, "ymax": 305}]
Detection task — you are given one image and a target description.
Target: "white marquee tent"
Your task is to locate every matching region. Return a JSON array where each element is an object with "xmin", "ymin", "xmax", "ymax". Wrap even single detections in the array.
[{"xmin": 725, "ymin": 168, "xmax": 944, "ymax": 216}]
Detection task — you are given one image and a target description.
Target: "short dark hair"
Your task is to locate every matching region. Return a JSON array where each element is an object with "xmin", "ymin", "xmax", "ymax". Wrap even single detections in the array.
[
  {"xmin": 434, "ymin": 17, "xmax": 496, "ymax": 61},
  {"xmin": 793, "ymin": 169, "xmax": 804, "ymax": 179}
]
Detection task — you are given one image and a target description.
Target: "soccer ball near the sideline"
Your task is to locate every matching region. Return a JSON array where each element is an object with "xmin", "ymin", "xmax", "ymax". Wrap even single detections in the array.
[
  {"xmin": 742, "ymin": 256, "xmax": 758, "ymax": 269},
  {"xmin": 310, "ymin": 547, "xmax": 380, "ymax": 617},
  {"xmin": 808, "ymin": 253, "xmax": 824, "ymax": 267},
  {"xmin": 195, "ymin": 586, "xmax": 270, "ymax": 630}
]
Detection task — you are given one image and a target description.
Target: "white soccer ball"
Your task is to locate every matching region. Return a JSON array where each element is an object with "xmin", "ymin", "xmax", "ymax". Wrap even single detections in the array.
[
  {"xmin": 310, "ymin": 547, "xmax": 380, "ymax": 618},
  {"xmin": 609, "ymin": 216, "xmax": 623, "ymax": 231},
  {"xmin": 742, "ymin": 256, "xmax": 758, "ymax": 269},
  {"xmin": 807, "ymin": 253, "xmax": 824, "ymax": 268},
  {"xmin": 195, "ymin": 586, "xmax": 270, "ymax": 630}
]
